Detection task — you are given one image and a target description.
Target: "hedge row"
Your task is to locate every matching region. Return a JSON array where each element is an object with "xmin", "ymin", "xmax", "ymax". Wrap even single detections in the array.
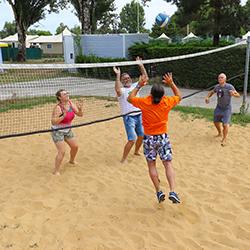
[{"xmin": 75, "ymin": 46, "xmax": 248, "ymax": 92}]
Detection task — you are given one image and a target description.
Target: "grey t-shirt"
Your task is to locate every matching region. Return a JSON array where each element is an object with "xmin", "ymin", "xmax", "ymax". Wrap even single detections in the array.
[{"xmin": 213, "ymin": 83, "xmax": 235, "ymax": 109}]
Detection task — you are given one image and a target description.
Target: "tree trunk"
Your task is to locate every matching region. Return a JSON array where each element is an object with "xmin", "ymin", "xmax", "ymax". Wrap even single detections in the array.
[
  {"xmin": 16, "ymin": 24, "xmax": 26, "ymax": 62},
  {"xmin": 213, "ymin": 33, "xmax": 220, "ymax": 46},
  {"xmin": 212, "ymin": 0, "xmax": 221, "ymax": 46},
  {"xmin": 81, "ymin": 0, "xmax": 91, "ymax": 34}
]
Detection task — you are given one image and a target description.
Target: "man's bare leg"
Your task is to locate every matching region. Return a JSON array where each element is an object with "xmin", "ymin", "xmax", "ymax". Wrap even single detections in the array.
[
  {"xmin": 121, "ymin": 140, "xmax": 135, "ymax": 163},
  {"xmin": 134, "ymin": 136, "xmax": 143, "ymax": 156},
  {"xmin": 221, "ymin": 124, "xmax": 229, "ymax": 146},
  {"xmin": 214, "ymin": 122, "xmax": 222, "ymax": 137}
]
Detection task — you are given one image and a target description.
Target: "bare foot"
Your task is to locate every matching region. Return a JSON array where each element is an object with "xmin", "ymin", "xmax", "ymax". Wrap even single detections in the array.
[
  {"xmin": 134, "ymin": 152, "xmax": 141, "ymax": 156},
  {"xmin": 221, "ymin": 138, "xmax": 227, "ymax": 146},
  {"xmin": 69, "ymin": 161, "xmax": 77, "ymax": 165},
  {"xmin": 120, "ymin": 158, "xmax": 127, "ymax": 164},
  {"xmin": 53, "ymin": 171, "xmax": 60, "ymax": 176}
]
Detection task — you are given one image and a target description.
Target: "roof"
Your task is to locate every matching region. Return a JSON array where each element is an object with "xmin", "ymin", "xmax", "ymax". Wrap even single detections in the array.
[
  {"xmin": 30, "ymin": 28, "xmax": 73, "ymax": 44},
  {"xmin": 243, "ymin": 31, "xmax": 250, "ymax": 39},
  {"xmin": 0, "ymin": 34, "xmax": 39, "ymax": 43},
  {"xmin": 182, "ymin": 32, "xmax": 198, "ymax": 40},
  {"xmin": 156, "ymin": 33, "xmax": 171, "ymax": 40},
  {"xmin": 31, "ymin": 34, "xmax": 62, "ymax": 43}
]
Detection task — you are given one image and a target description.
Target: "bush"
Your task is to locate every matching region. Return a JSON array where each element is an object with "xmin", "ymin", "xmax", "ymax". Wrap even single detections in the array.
[{"xmin": 128, "ymin": 42, "xmax": 247, "ymax": 91}]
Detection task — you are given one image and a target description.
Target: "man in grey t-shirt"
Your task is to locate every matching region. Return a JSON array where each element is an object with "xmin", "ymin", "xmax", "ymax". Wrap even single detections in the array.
[{"xmin": 205, "ymin": 73, "xmax": 240, "ymax": 146}]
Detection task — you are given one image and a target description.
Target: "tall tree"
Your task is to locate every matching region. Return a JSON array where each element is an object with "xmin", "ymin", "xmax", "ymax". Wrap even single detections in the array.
[
  {"xmin": 70, "ymin": 25, "xmax": 81, "ymax": 35},
  {"xmin": 70, "ymin": 0, "xmax": 91, "ymax": 34},
  {"xmin": 69, "ymin": 0, "xmax": 115, "ymax": 34},
  {"xmin": 150, "ymin": 14, "xmax": 184, "ymax": 38},
  {"xmin": 119, "ymin": 0, "xmax": 146, "ymax": 33},
  {"xmin": 6, "ymin": 0, "xmax": 67, "ymax": 61},
  {"xmin": 0, "ymin": 21, "xmax": 16, "ymax": 38},
  {"xmin": 95, "ymin": 12, "xmax": 120, "ymax": 34},
  {"xmin": 241, "ymin": 0, "xmax": 250, "ymax": 33},
  {"xmin": 165, "ymin": 0, "xmax": 242, "ymax": 45},
  {"xmin": 55, "ymin": 22, "xmax": 69, "ymax": 34}
]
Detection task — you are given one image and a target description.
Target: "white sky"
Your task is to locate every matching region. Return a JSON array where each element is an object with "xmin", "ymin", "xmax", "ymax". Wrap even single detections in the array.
[{"xmin": 0, "ymin": 0, "xmax": 248, "ymax": 35}]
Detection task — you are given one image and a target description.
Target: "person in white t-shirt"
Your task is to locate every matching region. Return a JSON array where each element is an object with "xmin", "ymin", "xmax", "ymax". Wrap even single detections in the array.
[{"xmin": 113, "ymin": 57, "xmax": 148, "ymax": 163}]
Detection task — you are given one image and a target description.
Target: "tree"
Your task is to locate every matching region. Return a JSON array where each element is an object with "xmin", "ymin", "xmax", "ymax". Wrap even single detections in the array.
[
  {"xmin": 0, "ymin": 21, "xmax": 16, "ymax": 38},
  {"xmin": 27, "ymin": 29, "xmax": 52, "ymax": 36},
  {"xmin": 95, "ymin": 12, "xmax": 120, "ymax": 34},
  {"xmin": 241, "ymin": 0, "xmax": 250, "ymax": 33},
  {"xmin": 69, "ymin": 0, "xmax": 116, "ymax": 34},
  {"xmin": 70, "ymin": 25, "xmax": 81, "ymax": 35},
  {"xmin": 55, "ymin": 22, "xmax": 69, "ymax": 34},
  {"xmin": 6, "ymin": 0, "xmax": 67, "ymax": 61},
  {"xmin": 150, "ymin": 14, "xmax": 184, "ymax": 39},
  {"xmin": 119, "ymin": 0, "xmax": 146, "ymax": 33},
  {"xmin": 165, "ymin": 0, "xmax": 242, "ymax": 46}
]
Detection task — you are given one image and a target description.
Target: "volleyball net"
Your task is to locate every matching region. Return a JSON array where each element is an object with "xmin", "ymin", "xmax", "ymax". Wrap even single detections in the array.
[{"xmin": 0, "ymin": 41, "xmax": 247, "ymax": 139}]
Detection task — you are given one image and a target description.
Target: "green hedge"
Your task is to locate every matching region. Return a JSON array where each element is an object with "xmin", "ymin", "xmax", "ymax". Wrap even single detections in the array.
[
  {"xmin": 128, "ymin": 43, "xmax": 247, "ymax": 91},
  {"xmin": 75, "ymin": 54, "xmax": 139, "ymax": 80},
  {"xmin": 75, "ymin": 46, "xmax": 248, "ymax": 92}
]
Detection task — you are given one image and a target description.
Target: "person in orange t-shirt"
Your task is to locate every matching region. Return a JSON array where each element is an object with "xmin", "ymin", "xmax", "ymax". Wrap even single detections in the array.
[{"xmin": 128, "ymin": 73, "xmax": 181, "ymax": 204}]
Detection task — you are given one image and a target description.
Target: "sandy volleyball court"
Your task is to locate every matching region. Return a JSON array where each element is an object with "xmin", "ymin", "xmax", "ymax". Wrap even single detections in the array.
[{"xmin": 0, "ymin": 110, "xmax": 250, "ymax": 249}]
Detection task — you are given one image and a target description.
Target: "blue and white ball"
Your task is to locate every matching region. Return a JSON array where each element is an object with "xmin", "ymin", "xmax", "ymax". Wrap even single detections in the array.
[{"xmin": 155, "ymin": 13, "xmax": 170, "ymax": 28}]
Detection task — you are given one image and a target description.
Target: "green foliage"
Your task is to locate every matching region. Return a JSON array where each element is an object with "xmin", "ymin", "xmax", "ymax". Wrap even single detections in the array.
[
  {"xmin": 70, "ymin": 25, "xmax": 81, "ymax": 35},
  {"xmin": 75, "ymin": 54, "xmax": 126, "ymax": 63},
  {"xmin": 165, "ymin": 0, "xmax": 242, "ymax": 45},
  {"xmin": 174, "ymin": 106, "xmax": 250, "ymax": 126},
  {"xmin": 0, "ymin": 96, "xmax": 55, "ymax": 113},
  {"xmin": 128, "ymin": 41, "xmax": 247, "ymax": 91},
  {"xmin": 0, "ymin": 21, "xmax": 16, "ymax": 38},
  {"xmin": 69, "ymin": 0, "xmax": 116, "ymax": 34},
  {"xmin": 6, "ymin": 0, "xmax": 67, "ymax": 61},
  {"xmin": 27, "ymin": 29, "xmax": 52, "ymax": 36},
  {"xmin": 75, "ymin": 54, "xmax": 127, "ymax": 79},
  {"xmin": 119, "ymin": 0, "xmax": 146, "ymax": 33},
  {"xmin": 150, "ymin": 14, "xmax": 185, "ymax": 38},
  {"xmin": 55, "ymin": 22, "xmax": 68, "ymax": 34}
]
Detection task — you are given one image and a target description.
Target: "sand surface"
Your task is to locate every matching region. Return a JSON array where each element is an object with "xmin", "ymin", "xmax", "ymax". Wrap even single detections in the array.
[{"xmin": 0, "ymin": 110, "xmax": 250, "ymax": 249}]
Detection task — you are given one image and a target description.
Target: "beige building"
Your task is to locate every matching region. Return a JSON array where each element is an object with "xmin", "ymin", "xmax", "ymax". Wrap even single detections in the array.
[
  {"xmin": 31, "ymin": 34, "xmax": 62, "ymax": 55},
  {"xmin": 30, "ymin": 28, "xmax": 72, "ymax": 56}
]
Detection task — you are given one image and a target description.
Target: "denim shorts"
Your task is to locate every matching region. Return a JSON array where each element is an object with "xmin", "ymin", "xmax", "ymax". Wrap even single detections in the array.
[
  {"xmin": 122, "ymin": 114, "xmax": 144, "ymax": 141},
  {"xmin": 51, "ymin": 128, "xmax": 74, "ymax": 143},
  {"xmin": 143, "ymin": 133, "xmax": 172, "ymax": 161},
  {"xmin": 214, "ymin": 106, "xmax": 232, "ymax": 124}
]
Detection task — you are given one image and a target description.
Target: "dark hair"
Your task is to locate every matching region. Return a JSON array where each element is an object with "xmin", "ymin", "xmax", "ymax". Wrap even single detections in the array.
[
  {"xmin": 56, "ymin": 89, "xmax": 65, "ymax": 101},
  {"xmin": 150, "ymin": 84, "xmax": 165, "ymax": 104}
]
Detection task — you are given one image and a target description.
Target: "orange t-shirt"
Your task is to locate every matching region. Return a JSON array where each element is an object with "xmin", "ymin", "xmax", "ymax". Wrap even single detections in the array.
[{"xmin": 130, "ymin": 95, "xmax": 180, "ymax": 135}]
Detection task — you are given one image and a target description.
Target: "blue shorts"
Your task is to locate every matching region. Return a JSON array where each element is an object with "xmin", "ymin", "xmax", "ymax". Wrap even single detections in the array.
[
  {"xmin": 143, "ymin": 133, "xmax": 172, "ymax": 161},
  {"xmin": 214, "ymin": 106, "xmax": 232, "ymax": 124},
  {"xmin": 122, "ymin": 114, "xmax": 144, "ymax": 141}
]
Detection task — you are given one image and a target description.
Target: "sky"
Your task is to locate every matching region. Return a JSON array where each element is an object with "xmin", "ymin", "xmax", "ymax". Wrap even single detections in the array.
[
  {"xmin": 0, "ymin": 0, "xmax": 175, "ymax": 34},
  {"xmin": 0, "ymin": 0, "xmax": 248, "ymax": 35}
]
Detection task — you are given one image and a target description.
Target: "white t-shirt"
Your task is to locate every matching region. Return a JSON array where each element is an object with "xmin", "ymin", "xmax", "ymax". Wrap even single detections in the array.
[{"xmin": 117, "ymin": 82, "xmax": 141, "ymax": 116}]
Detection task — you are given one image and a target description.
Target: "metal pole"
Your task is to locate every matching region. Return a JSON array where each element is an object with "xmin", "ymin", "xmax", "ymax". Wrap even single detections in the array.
[{"xmin": 242, "ymin": 36, "xmax": 250, "ymax": 112}]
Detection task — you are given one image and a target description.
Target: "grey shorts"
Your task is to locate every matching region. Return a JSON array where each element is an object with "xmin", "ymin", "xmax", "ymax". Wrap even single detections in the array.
[
  {"xmin": 51, "ymin": 129, "xmax": 74, "ymax": 143},
  {"xmin": 143, "ymin": 133, "xmax": 172, "ymax": 161},
  {"xmin": 214, "ymin": 106, "xmax": 232, "ymax": 124}
]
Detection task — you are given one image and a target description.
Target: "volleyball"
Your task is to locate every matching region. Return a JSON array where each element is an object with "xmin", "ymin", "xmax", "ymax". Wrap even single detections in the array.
[{"xmin": 155, "ymin": 13, "xmax": 170, "ymax": 28}]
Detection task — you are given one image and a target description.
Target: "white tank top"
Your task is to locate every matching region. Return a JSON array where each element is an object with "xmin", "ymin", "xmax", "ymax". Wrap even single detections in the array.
[{"xmin": 117, "ymin": 82, "xmax": 141, "ymax": 116}]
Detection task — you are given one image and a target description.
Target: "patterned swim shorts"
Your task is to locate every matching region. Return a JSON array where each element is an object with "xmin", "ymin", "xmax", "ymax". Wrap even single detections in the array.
[
  {"xmin": 51, "ymin": 128, "xmax": 74, "ymax": 143},
  {"xmin": 143, "ymin": 133, "xmax": 172, "ymax": 161}
]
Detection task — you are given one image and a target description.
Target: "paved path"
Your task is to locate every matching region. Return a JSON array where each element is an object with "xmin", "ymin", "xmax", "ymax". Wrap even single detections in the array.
[{"xmin": 0, "ymin": 76, "xmax": 249, "ymax": 113}]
